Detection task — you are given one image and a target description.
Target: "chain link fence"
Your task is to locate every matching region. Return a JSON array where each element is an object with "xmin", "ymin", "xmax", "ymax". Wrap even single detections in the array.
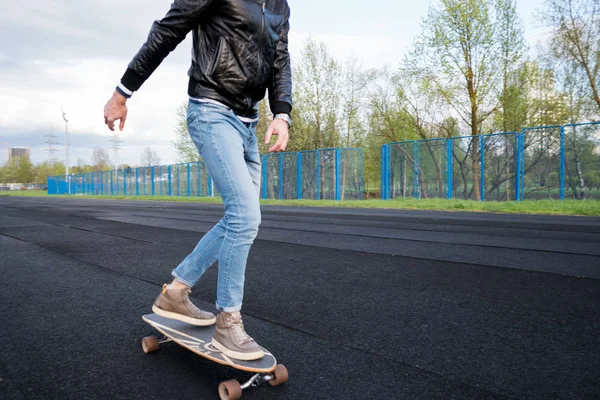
[
  {"xmin": 381, "ymin": 122, "xmax": 600, "ymax": 201},
  {"xmin": 48, "ymin": 148, "xmax": 365, "ymax": 201}
]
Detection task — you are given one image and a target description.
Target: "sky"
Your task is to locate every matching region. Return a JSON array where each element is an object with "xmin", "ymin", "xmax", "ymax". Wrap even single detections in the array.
[{"xmin": 0, "ymin": 0, "xmax": 547, "ymax": 167}]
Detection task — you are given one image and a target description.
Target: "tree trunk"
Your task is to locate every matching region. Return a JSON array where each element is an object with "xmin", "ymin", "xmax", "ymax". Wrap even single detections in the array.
[
  {"xmin": 575, "ymin": 152, "xmax": 586, "ymax": 200},
  {"xmin": 469, "ymin": 77, "xmax": 481, "ymax": 201}
]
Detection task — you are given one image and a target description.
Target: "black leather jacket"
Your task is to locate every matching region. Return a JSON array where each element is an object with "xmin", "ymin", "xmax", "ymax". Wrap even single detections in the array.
[{"xmin": 120, "ymin": 0, "xmax": 292, "ymax": 118}]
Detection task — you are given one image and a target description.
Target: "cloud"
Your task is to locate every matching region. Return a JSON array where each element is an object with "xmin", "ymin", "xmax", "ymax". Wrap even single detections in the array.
[
  {"xmin": 289, "ymin": 32, "xmax": 405, "ymax": 68},
  {"xmin": 0, "ymin": 0, "xmax": 407, "ymax": 167}
]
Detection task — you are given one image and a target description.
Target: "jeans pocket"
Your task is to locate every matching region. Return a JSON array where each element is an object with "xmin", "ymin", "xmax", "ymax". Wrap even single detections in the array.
[{"xmin": 186, "ymin": 110, "xmax": 204, "ymax": 154}]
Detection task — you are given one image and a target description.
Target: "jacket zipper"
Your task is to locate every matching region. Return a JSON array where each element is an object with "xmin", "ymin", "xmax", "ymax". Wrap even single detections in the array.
[
  {"xmin": 248, "ymin": 0, "xmax": 266, "ymax": 115},
  {"xmin": 261, "ymin": 1, "xmax": 266, "ymax": 35}
]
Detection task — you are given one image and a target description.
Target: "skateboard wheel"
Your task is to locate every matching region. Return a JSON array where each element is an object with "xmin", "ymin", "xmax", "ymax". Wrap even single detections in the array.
[
  {"xmin": 142, "ymin": 336, "xmax": 160, "ymax": 354},
  {"xmin": 218, "ymin": 379, "xmax": 242, "ymax": 400},
  {"xmin": 269, "ymin": 364, "xmax": 288, "ymax": 386}
]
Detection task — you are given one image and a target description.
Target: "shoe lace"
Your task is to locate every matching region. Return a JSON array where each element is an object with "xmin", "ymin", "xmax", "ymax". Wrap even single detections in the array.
[
  {"xmin": 182, "ymin": 289, "xmax": 201, "ymax": 313},
  {"xmin": 228, "ymin": 313, "xmax": 254, "ymax": 345}
]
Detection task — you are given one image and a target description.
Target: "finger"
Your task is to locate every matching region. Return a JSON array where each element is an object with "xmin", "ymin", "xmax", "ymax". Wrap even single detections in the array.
[
  {"xmin": 268, "ymin": 135, "xmax": 281, "ymax": 152},
  {"xmin": 119, "ymin": 114, "xmax": 127, "ymax": 131},
  {"xmin": 264, "ymin": 124, "xmax": 274, "ymax": 144},
  {"xmin": 269, "ymin": 134, "xmax": 286, "ymax": 152},
  {"xmin": 107, "ymin": 119, "xmax": 115, "ymax": 131},
  {"xmin": 281, "ymin": 136, "xmax": 289, "ymax": 152}
]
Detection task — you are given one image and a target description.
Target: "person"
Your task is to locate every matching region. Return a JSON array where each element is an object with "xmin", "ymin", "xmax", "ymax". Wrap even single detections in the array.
[{"xmin": 103, "ymin": 0, "xmax": 292, "ymax": 361}]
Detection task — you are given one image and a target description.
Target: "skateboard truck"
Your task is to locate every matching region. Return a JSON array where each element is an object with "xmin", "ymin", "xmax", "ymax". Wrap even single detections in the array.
[
  {"xmin": 218, "ymin": 365, "xmax": 288, "ymax": 400},
  {"xmin": 241, "ymin": 372, "xmax": 273, "ymax": 389}
]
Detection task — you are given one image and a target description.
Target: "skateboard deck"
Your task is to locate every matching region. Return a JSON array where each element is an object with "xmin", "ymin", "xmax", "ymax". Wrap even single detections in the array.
[
  {"xmin": 141, "ymin": 313, "xmax": 288, "ymax": 400},
  {"xmin": 142, "ymin": 313, "xmax": 276, "ymax": 372}
]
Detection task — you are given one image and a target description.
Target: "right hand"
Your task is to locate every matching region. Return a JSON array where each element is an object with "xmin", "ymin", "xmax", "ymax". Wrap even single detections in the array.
[{"xmin": 104, "ymin": 90, "xmax": 128, "ymax": 131}]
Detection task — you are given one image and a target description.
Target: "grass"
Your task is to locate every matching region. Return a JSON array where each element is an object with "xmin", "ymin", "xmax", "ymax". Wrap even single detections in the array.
[{"xmin": 3, "ymin": 190, "xmax": 600, "ymax": 216}]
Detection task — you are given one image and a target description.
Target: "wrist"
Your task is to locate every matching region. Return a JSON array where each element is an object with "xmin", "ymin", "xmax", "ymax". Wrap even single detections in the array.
[
  {"xmin": 274, "ymin": 113, "xmax": 291, "ymax": 128},
  {"xmin": 112, "ymin": 89, "xmax": 128, "ymax": 105},
  {"xmin": 115, "ymin": 82, "xmax": 133, "ymax": 100}
]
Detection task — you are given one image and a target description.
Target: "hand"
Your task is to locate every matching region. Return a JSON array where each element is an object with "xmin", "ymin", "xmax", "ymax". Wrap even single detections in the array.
[
  {"xmin": 264, "ymin": 119, "xmax": 289, "ymax": 152},
  {"xmin": 104, "ymin": 90, "xmax": 128, "ymax": 131}
]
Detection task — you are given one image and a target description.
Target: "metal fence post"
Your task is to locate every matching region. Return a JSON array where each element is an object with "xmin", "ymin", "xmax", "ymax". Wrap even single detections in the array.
[
  {"xmin": 335, "ymin": 148, "xmax": 341, "ymax": 201},
  {"xmin": 197, "ymin": 162, "xmax": 201, "ymax": 196},
  {"xmin": 560, "ymin": 126, "xmax": 565, "ymax": 200},
  {"xmin": 480, "ymin": 135, "xmax": 485, "ymax": 202},
  {"xmin": 448, "ymin": 139, "xmax": 453, "ymax": 199},
  {"xmin": 208, "ymin": 176, "xmax": 213, "ymax": 197},
  {"xmin": 361, "ymin": 149, "xmax": 366, "ymax": 200},
  {"xmin": 316, "ymin": 150, "xmax": 321, "ymax": 200},
  {"xmin": 124, "ymin": 169, "xmax": 127, "ymax": 195},
  {"xmin": 187, "ymin": 163, "xmax": 191, "ymax": 197},
  {"xmin": 262, "ymin": 155, "xmax": 267, "ymax": 199},
  {"xmin": 279, "ymin": 153, "xmax": 283, "ymax": 200},
  {"xmin": 516, "ymin": 132, "xmax": 523, "ymax": 201},
  {"xmin": 381, "ymin": 146, "xmax": 385, "ymax": 199},
  {"xmin": 135, "ymin": 168, "xmax": 139, "ymax": 196},
  {"xmin": 168, "ymin": 165, "xmax": 172, "ymax": 196},
  {"xmin": 176, "ymin": 164, "xmax": 181, "ymax": 196},
  {"xmin": 413, "ymin": 142, "xmax": 419, "ymax": 199},
  {"xmin": 150, "ymin": 167, "xmax": 154, "ymax": 196},
  {"xmin": 297, "ymin": 152, "xmax": 302, "ymax": 199}
]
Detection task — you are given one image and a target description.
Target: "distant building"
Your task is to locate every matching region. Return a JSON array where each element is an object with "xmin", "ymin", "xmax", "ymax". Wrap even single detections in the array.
[{"xmin": 9, "ymin": 147, "xmax": 31, "ymax": 166}]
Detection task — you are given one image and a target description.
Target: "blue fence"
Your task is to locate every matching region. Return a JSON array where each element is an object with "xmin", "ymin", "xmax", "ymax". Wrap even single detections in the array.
[
  {"xmin": 262, "ymin": 148, "xmax": 364, "ymax": 200},
  {"xmin": 381, "ymin": 122, "xmax": 600, "ymax": 201},
  {"xmin": 48, "ymin": 147, "xmax": 365, "ymax": 201},
  {"xmin": 48, "ymin": 162, "xmax": 214, "ymax": 197}
]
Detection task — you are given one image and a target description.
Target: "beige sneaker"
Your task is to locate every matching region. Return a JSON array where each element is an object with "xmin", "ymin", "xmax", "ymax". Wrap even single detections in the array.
[
  {"xmin": 212, "ymin": 312, "xmax": 264, "ymax": 361},
  {"xmin": 152, "ymin": 284, "xmax": 216, "ymax": 326}
]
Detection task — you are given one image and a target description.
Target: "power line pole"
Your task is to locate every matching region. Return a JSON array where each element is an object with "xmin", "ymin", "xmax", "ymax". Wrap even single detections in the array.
[
  {"xmin": 44, "ymin": 129, "xmax": 60, "ymax": 161},
  {"xmin": 109, "ymin": 133, "xmax": 124, "ymax": 169},
  {"xmin": 61, "ymin": 109, "xmax": 70, "ymax": 194}
]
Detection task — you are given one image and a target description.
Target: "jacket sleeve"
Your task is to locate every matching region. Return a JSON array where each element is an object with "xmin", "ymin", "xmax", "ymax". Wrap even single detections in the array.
[
  {"xmin": 268, "ymin": 8, "xmax": 292, "ymax": 115},
  {"xmin": 117, "ymin": 0, "xmax": 216, "ymax": 97}
]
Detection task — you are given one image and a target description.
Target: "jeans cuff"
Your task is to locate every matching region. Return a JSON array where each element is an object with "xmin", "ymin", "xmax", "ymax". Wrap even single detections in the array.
[
  {"xmin": 217, "ymin": 303, "xmax": 242, "ymax": 313},
  {"xmin": 171, "ymin": 271, "xmax": 194, "ymax": 288}
]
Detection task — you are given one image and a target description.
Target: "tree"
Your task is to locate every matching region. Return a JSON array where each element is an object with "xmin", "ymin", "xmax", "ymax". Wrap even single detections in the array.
[
  {"xmin": 34, "ymin": 161, "xmax": 65, "ymax": 184},
  {"xmin": 140, "ymin": 146, "xmax": 160, "ymax": 167},
  {"xmin": 0, "ymin": 160, "xmax": 17, "ymax": 183},
  {"xmin": 496, "ymin": 0, "xmax": 528, "ymax": 133},
  {"xmin": 542, "ymin": 0, "xmax": 600, "ymax": 113},
  {"xmin": 172, "ymin": 103, "xmax": 201, "ymax": 162},
  {"xmin": 292, "ymin": 37, "xmax": 342, "ymax": 150},
  {"xmin": 92, "ymin": 147, "xmax": 111, "ymax": 171},
  {"xmin": 412, "ymin": 0, "xmax": 504, "ymax": 200},
  {"xmin": 15, "ymin": 156, "xmax": 34, "ymax": 183}
]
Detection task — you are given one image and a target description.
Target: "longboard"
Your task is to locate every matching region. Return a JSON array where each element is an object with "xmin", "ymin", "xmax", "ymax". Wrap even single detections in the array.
[{"xmin": 141, "ymin": 313, "xmax": 288, "ymax": 400}]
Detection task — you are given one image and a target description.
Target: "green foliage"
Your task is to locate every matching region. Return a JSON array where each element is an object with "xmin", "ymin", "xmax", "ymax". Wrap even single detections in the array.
[
  {"xmin": 0, "ymin": 158, "xmax": 66, "ymax": 184},
  {"xmin": 172, "ymin": 102, "xmax": 201, "ymax": 163}
]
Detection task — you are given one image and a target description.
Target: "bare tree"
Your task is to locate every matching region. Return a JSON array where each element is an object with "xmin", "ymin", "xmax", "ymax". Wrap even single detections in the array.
[
  {"xmin": 543, "ymin": 0, "xmax": 600, "ymax": 113},
  {"xmin": 92, "ymin": 147, "xmax": 111, "ymax": 171},
  {"xmin": 140, "ymin": 146, "xmax": 160, "ymax": 167}
]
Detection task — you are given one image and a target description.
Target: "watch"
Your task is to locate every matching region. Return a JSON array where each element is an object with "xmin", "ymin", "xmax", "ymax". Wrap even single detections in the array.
[{"xmin": 274, "ymin": 113, "xmax": 292, "ymax": 128}]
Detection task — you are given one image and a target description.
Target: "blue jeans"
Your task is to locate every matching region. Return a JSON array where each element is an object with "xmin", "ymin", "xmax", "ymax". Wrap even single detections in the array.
[{"xmin": 171, "ymin": 100, "xmax": 261, "ymax": 313}]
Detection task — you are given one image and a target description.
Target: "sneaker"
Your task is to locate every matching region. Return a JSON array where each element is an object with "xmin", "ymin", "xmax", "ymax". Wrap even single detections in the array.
[
  {"xmin": 152, "ymin": 284, "xmax": 216, "ymax": 326},
  {"xmin": 212, "ymin": 312, "xmax": 264, "ymax": 360}
]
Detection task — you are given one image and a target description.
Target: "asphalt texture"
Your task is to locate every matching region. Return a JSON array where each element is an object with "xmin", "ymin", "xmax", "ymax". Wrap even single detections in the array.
[{"xmin": 1, "ymin": 196, "xmax": 599, "ymax": 400}]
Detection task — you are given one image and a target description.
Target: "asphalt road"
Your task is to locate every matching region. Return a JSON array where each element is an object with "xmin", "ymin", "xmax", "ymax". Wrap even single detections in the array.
[{"xmin": 1, "ymin": 196, "xmax": 599, "ymax": 400}]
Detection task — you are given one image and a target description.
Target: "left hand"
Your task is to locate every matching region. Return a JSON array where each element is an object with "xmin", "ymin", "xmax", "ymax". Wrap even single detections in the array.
[{"xmin": 264, "ymin": 119, "xmax": 289, "ymax": 152}]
